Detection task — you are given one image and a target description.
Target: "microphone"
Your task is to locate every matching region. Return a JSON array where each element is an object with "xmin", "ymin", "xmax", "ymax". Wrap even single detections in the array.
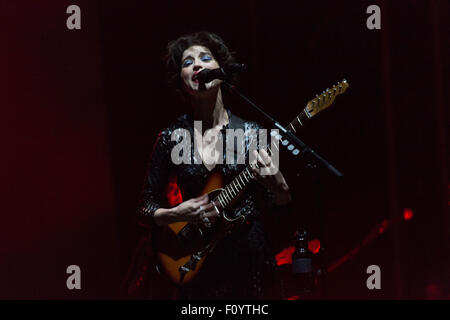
[{"xmin": 193, "ymin": 63, "xmax": 246, "ymax": 83}]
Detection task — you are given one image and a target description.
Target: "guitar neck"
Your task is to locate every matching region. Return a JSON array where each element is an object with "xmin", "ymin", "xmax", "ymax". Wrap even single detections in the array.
[
  {"xmin": 214, "ymin": 79, "xmax": 349, "ymax": 211},
  {"xmin": 286, "ymin": 108, "xmax": 312, "ymax": 133},
  {"xmin": 214, "ymin": 165, "xmax": 255, "ymax": 209},
  {"xmin": 287, "ymin": 79, "xmax": 349, "ymax": 134},
  {"xmin": 213, "ymin": 120, "xmax": 298, "ymax": 210}
]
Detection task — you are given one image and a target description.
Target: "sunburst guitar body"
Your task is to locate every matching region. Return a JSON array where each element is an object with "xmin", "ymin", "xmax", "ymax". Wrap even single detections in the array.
[{"xmin": 155, "ymin": 171, "xmax": 238, "ymax": 285}]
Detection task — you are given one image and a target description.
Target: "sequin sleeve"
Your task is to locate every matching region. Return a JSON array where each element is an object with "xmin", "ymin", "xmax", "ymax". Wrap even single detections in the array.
[{"xmin": 137, "ymin": 128, "xmax": 173, "ymax": 226}]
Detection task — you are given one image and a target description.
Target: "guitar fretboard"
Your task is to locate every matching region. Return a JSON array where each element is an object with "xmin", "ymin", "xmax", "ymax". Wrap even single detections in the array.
[
  {"xmin": 213, "ymin": 107, "xmax": 309, "ymax": 211},
  {"xmin": 214, "ymin": 166, "xmax": 255, "ymax": 208},
  {"xmin": 287, "ymin": 109, "xmax": 310, "ymax": 133},
  {"xmin": 212, "ymin": 121, "xmax": 298, "ymax": 211},
  {"xmin": 213, "ymin": 80, "xmax": 348, "ymax": 212}
]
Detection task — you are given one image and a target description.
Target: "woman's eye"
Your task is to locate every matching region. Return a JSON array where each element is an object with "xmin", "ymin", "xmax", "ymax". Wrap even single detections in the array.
[
  {"xmin": 182, "ymin": 59, "xmax": 193, "ymax": 68},
  {"xmin": 201, "ymin": 55, "xmax": 212, "ymax": 62}
]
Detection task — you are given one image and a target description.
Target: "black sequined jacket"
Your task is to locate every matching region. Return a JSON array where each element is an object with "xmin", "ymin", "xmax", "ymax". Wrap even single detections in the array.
[{"xmin": 131, "ymin": 109, "xmax": 288, "ymax": 299}]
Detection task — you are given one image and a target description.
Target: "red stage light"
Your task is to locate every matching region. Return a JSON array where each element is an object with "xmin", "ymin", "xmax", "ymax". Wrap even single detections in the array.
[
  {"xmin": 377, "ymin": 219, "xmax": 389, "ymax": 234},
  {"xmin": 403, "ymin": 208, "xmax": 414, "ymax": 221},
  {"xmin": 275, "ymin": 246, "xmax": 294, "ymax": 266},
  {"xmin": 275, "ymin": 239, "xmax": 322, "ymax": 266},
  {"xmin": 308, "ymin": 239, "xmax": 321, "ymax": 254},
  {"xmin": 166, "ymin": 176, "xmax": 183, "ymax": 207}
]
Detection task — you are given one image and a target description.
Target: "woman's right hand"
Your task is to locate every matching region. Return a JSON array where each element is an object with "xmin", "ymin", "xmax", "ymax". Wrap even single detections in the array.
[
  {"xmin": 172, "ymin": 193, "xmax": 208, "ymax": 222},
  {"xmin": 174, "ymin": 193, "xmax": 220, "ymax": 225},
  {"xmin": 154, "ymin": 193, "xmax": 219, "ymax": 226}
]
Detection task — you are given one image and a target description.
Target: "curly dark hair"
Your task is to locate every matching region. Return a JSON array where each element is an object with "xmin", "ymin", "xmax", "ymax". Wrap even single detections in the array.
[{"xmin": 165, "ymin": 31, "xmax": 236, "ymax": 95}]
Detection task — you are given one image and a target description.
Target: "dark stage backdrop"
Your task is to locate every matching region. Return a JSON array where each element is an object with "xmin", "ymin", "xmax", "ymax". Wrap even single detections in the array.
[{"xmin": 1, "ymin": 0, "xmax": 448, "ymax": 299}]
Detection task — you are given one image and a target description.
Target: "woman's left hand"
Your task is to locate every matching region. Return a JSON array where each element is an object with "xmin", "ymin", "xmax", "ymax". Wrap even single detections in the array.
[{"xmin": 250, "ymin": 149, "xmax": 292, "ymax": 205}]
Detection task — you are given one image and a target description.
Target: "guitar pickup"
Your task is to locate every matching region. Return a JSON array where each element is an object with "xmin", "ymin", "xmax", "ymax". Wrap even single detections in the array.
[
  {"xmin": 177, "ymin": 224, "xmax": 203, "ymax": 245},
  {"xmin": 177, "ymin": 224, "xmax": 197, "ymax": 241}
]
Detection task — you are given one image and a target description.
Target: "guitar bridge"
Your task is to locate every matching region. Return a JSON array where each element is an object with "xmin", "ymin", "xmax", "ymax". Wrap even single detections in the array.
[{"xmin": 178, "ymin": 252, "xmax": 204, "ymax": 282}]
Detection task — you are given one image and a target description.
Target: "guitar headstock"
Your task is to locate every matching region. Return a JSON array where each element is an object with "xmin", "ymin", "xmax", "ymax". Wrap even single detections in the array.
[
  {"xmin": 279, "ymin": 79, "xmax": 350, "ymax": 156},
  {"xmin": 305, "ymin": 79, "xmax": 349, "ymax": 118}
]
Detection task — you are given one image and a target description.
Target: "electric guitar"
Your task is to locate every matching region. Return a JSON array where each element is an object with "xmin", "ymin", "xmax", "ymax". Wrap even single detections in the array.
[{"xmin": 155, "ymin": 80, "xmax": 349, "ymax": 285}]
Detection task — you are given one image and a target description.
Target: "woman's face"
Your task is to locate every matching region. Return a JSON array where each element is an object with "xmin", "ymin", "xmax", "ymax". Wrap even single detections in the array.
[{"xmin": 180, "ymin": 45, "xmax": 221, "ymax": 95}]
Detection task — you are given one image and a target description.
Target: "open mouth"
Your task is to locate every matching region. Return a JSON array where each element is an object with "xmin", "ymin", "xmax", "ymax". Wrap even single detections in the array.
[{"xmin": 192, "ymin": 71, "xmax": 200, "ymax": 82}]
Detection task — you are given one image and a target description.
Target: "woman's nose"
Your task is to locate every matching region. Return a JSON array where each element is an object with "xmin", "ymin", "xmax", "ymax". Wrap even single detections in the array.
[
  {"xmin": 193, "ymin": 58, "xmax": 204, "ymax": 71},
  {"xmin": 193, "ymin": 64, "xmax": 202, "ymax": 71}
]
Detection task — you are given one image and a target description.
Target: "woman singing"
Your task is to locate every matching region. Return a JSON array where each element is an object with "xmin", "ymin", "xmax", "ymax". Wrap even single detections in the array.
[{"xmin": 126, "ymin": 31, "xmax": 292, "ymax": 300}]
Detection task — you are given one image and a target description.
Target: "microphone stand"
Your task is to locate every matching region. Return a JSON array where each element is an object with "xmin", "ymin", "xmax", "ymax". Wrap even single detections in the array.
[
  {"xmin": 223, "ymin": 80, "xmax": 339, "ymax": 299},
  {"xmin": 222, "ymin": 81, "xmax": 343, "ymax": 178}
]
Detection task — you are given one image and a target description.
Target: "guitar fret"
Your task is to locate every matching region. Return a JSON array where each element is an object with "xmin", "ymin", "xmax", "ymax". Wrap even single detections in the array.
[
  {"xmin": 218, "ymin": 193, "xmax": 225, "ymax": 206},
  {"xmin": 290, "ymin": 123, "xmax": 296, "ymax": 133},
  {"xmin": 239, "ymin": 174, "xmax": 246, "ymax": 186},
  {"xmin": 306, "ymin": 102, "xmax": 313, "ymax": 118},
  {"xmin": 221, "ymin": 193, "xmax": 228, "ymax": 205},
  {"xmin": 232, "ymin": 183, "xmax": 238, "ymax": 195},
  {"xmin": 302, "ymin": 110, "xmax": 308, "ymax": 121},
  {"xmin": 227, "ymin": 183, "xmax": 236, "ymax": 197},
  {"xmin": 219, "ymin": 192, "xmax": 226, "ymax": 204},
  {"xmin": 235, "ymin": 177, "xmax": 242, "ymax": 189},
  {"xmin": 245, "ymin": 168, "xmax": 253, "ymax": 180},
  {"xmin": 296, "ymin": 115, "xmax": 303, "ymax": 127},
  {"xmin": 231, "ymin": 180, "xmax": 239, "ymax": 194},
  {"xmin": 223, "ymin": 190, "xmax": 231, "ymax": 203},
  {"xmin": 228, "ymin": 186, "xmax": 235, "ymax": 198},
  {"xmin": 242, "ymin": 170, "xmax": 249, "ymax": 183},
  {"xmin": 233, "ymin": 180, "xmax": 240, "ymax": 193},
  {"xmin": 216, "ymin": 194, "xmax": 223, "ymax": 207},
  {"xmin": 217, "ymin": 195, "xmax": 225, "ymax": 208},
  {"xmin": 228, "ymin": 185, "xmax": 236, "ymax": 197},
  {"xmin": 222, "ymin": 193, "xmax": 228, "ymax": 205},
  {"xmin": 225, "ymin": 186, "xmax": 233, "ymax": 198}
]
